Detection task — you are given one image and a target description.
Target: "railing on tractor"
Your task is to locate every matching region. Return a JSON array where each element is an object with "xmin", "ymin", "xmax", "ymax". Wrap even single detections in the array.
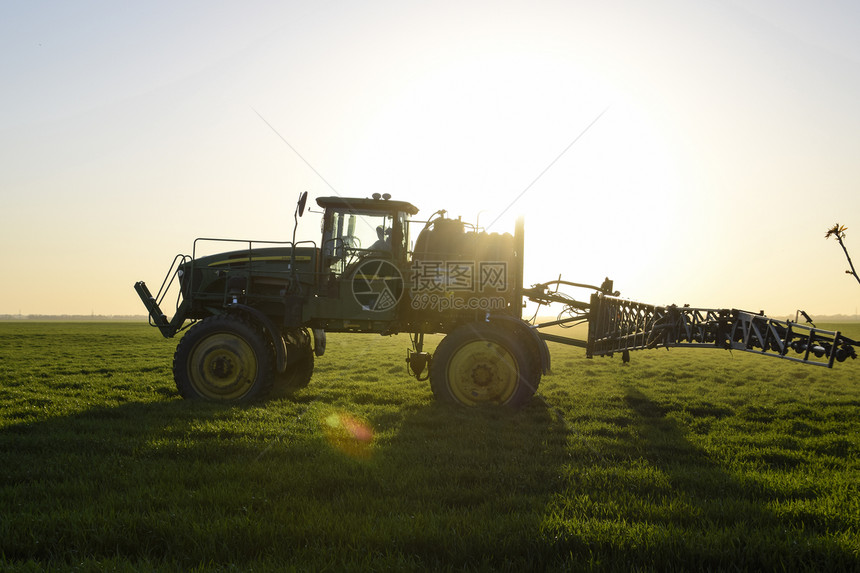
[
  {"xmin": 190, "ymin": 237, "xmax": 318, "ymax": 284},
  {"xmin": 135, "ymin": 238, "xmax": 319, "ymax": 339},
  {"xmin": 523, "ymin": 279, "xmax": 858, "ymax": 368},
  {"xmin": 190, "ymin": 238, "xmax": 319, "ymax": 328}
]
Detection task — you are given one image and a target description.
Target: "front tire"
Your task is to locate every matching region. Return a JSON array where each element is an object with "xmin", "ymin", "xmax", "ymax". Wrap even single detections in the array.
[
  {"xmin": 173, "ymin": 314, "xmax": 274, "ymax": 403},
  {"xmin": 430, "ymin": 322, "xmax": 539, "ymax": 407}
]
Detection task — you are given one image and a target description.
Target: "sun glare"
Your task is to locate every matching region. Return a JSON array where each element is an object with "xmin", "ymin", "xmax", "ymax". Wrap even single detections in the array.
[
  {"xmin": 326, "ymin": 51, "xmax": 691, "ymax": 308},
  {"xmin": 321, "ymin": 410, "xmax": 375, "ymax": 460}
]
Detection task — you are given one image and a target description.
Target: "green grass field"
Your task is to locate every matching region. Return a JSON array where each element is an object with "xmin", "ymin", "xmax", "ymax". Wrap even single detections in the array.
[{"xmin": 1, "ymin": 322, "xmax": 858, "ymax": 572}]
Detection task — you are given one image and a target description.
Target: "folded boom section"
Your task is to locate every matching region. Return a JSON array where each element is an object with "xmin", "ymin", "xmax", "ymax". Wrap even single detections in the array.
[{"xmin": 587, "ymin": 295, "xmax": 857, "ymax": 367}]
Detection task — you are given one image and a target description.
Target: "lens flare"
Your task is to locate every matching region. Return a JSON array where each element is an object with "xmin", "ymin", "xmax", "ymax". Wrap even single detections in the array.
[{"xmin": 321, "ymin": 411, "xmax": 374, "ymax": 459}]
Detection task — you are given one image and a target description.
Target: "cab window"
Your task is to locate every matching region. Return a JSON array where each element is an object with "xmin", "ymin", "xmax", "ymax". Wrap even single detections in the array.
[{"xmin": 323, "ymin": 211, "xmax": 401, "ymax": 275}]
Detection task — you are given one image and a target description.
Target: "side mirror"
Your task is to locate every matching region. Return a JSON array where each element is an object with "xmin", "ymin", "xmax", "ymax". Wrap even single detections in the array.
[
  {"xmin": 297, "ymin": 191, "xmax": 308, "ymax": 217},
  {"xmin": 290, "ymin": 191, "xmax": 310, "ymax": 285}
]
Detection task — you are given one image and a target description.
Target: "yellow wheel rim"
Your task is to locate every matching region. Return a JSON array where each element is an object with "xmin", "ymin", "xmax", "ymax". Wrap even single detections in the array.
[
  {"xmin": 446, "ymin": 340, "xmax": 519, "ymax": 405},
  {"xmin": 187, "ymin": 332, "xmax": 258, "ymax": 401}
]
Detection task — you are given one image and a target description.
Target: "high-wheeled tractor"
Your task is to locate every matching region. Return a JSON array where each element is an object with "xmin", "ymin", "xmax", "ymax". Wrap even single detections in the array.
[{"xmin": 135, "ymin": 192, "xmax": 857, "ymax": 406}]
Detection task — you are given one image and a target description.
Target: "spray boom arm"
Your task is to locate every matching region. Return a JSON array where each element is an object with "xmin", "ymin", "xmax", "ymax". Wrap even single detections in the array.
[{"xmin": 524, "ymin": 279, "xmax": 858, "ymax": 368}]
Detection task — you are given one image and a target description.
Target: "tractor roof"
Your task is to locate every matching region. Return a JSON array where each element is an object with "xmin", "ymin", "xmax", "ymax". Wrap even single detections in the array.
[{"xmin": 316, "ymin": 195, "xmax": 419, "ymax": 216}]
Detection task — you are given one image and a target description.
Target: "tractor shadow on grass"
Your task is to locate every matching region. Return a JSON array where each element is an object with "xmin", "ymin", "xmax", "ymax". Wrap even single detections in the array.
[
  {"xmin": 365, "ymin": 398, "xmax": 574, "ymax": 568},
  {"xmin": 0, "ymin": 396, "xmax": 328, "ymax": 566},
  {"xmin": 542, "ymin": 383, "xmax": 858, "ymax": 570},
  {"xmin": 3, "ymin": 384, "xmax": 856, "ymax": 571},
  {"xmin": 0, "ymin": 393, "xmax": 572, "ymax": 570}
]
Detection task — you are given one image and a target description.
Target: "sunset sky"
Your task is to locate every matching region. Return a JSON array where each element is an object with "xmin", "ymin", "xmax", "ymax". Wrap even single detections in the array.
[{"xmin": 2, "ymin": 0, "xmax": 859, "ymax": 318}]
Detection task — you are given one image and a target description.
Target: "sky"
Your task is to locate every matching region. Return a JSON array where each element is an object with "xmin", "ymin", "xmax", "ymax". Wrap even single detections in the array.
[{"xmin": 2, "ymin": 0, "xmax": 860, "ymax": 318}]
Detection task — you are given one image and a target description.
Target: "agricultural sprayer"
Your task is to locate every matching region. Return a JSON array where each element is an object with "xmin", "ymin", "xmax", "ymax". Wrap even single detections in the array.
[{"xmin": 135, "ymin": 192, "xmax": 857, "ymax": 406}]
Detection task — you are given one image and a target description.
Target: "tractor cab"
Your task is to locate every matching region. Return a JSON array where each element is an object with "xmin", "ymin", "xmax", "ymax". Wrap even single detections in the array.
[
  {"xmin": 307, "ymin": 194, "xmax": 419, "ymax": 330},
  {"xmin": 317, "ymin": 194, "xmax": 418, "ymax": 277}
]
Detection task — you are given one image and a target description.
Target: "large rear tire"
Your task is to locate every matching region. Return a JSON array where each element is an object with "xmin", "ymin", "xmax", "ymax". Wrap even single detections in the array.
[
  {"xmin": 430, "ymin": 322, "xmax": 539, "ymax": 407},
  {"xmin": 173, "ymin": 314, "xmax": 274, "ymax": 403}
]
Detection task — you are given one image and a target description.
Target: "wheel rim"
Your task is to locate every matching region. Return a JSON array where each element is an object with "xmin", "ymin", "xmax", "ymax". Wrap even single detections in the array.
[
  {"xmin": 187, "ymin": 332, "xmax": 258, "ymax": 401},
  {"xmin": 446, "ymin": 339, "xmax": 519, "ymax": 405}
]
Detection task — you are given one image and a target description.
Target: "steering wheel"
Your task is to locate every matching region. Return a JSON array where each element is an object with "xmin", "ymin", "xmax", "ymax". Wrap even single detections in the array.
[{"xmin": 341, "ymin": 235, "xmax": 363, "ymax": 267}]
